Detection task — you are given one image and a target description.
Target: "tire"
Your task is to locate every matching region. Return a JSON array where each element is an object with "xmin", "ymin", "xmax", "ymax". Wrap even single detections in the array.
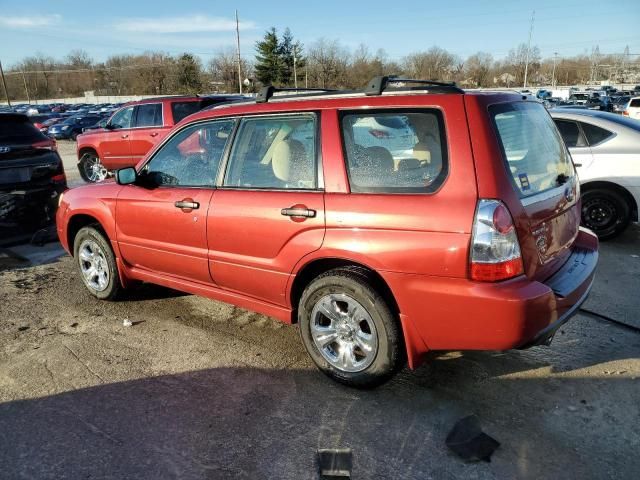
[
  {"xmin": 298, "ymin": 267, "xmax": 404, "ymax": 388},
  {"xmin": 78, "ymin": 152, "xmax": 108, "ymax": 183},
  {"xmin": 581, "ymin": 188, "xmax": 630, "ymax": 240},
  {"xmin": 73, "ymin": 226, "xmax": 122, "ymax": 300}
]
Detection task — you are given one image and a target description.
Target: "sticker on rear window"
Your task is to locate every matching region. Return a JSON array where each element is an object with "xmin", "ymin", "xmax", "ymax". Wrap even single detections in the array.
[{"xmin": 518, "ymin": 173, "xmax": 530, "ymax": 190}]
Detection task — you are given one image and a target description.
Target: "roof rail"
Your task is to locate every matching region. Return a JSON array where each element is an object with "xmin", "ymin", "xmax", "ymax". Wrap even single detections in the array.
[
  {"xmin": 256, "ymin": 85, "xmax": 339, "ymax": 103},
  {"xmin": 364, "ymin": 76, "xmax": 464, "ymax": 95}
]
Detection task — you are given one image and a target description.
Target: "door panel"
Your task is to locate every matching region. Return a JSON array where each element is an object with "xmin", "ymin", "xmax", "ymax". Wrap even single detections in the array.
[
  {"xmin": 100, "ymin": 106, "xmax": 135, "ymax": 169},
  {"xmin": 116, "ymin": 185, "xmax": 213, "ymax": 283},
  {"xmin": 129, "ymin": 127, "xmax": 170, "ymax": 164},
  {"xmin": 208, "ymin": 190, "xmax": 325, "ymax": 305}
]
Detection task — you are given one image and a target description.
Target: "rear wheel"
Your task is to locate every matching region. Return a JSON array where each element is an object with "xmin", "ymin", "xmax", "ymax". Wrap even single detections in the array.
[
  {"xmin": 78, "ymin": 152, "xmax": 108, "ymax": 183},
  {"xmin": 581, "ymin": 188, "xmax": 630, "ymax": 240},
  {"xmin": 73, "ymin": 226, "xmax": 121, "ymax": 300},
  {"xmin": 298, "ymin": 268, "xmax": 404, "ymax": 388}
]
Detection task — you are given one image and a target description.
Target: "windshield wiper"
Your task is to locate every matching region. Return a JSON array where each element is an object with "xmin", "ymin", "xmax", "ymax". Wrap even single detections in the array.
[{"xmin": 556, "ymin": 173, "xmax": 570, "ymax": 186}]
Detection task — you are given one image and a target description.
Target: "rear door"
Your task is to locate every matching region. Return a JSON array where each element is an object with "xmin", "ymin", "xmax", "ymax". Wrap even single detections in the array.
[
  {"xmin": 489, "ymin": 101, "xmax": 580, "ymax": 280},
  {"xmin": 100, "ymin": 106, "xmax": 134, "ymax": 169},
  {"xmin": 129, "ymin": 102, "xmax": 170, "ymax": 164},
  {"xmin": 553, "ymin": 118, "xmax": 594, "ymax": 170},
  {"xmin": 207, "ymin": 113, "xmax": 325, "ymax": 306}
]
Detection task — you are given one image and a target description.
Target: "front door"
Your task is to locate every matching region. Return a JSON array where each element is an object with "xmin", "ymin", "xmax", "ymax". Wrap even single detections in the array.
[
  {"xmin": 116, "ymin": 119, "xmax": 236, "ymax": 283},
  {"xmin": 100, "ymin": 105, "xmax": 135, "ymax": 169},
  {"xmin": 208, "ymin": 113, "xmax": 325, "ymax": 306}
]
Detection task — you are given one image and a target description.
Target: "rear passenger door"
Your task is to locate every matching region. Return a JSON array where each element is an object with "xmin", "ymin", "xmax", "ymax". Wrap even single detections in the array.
[
  {"xmin": 207, "ymin": 113, "xmax": 325, "ymax": 306},
  {"xmin": 554, "ymin": 119, "xmax": 593, "ymax": 170},
  {"xmin": 129, "ymin": 103, "xmax": 168, "ymax": 165}
]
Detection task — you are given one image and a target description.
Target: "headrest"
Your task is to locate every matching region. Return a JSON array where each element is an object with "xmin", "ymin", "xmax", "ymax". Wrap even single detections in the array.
[{"xmin": 272, "ymin": 139, "xmax": 308, "ymax": 182}]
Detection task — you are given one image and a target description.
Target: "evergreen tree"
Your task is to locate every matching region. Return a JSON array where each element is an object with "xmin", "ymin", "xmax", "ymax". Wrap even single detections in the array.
[
  {"xmin": 176, "ymin": 53, "xmax": 202, "ymax": 93},
  {"xmin": 279, "ymin": 28, "xmax": 305, "ymax": 86},
  {"xmin": 255, "ymin": 28, "xmax": 282, "ymax": 85}
]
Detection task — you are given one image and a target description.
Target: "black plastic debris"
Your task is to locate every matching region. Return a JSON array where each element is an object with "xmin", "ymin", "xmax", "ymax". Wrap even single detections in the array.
[
  {"xmin": 318, "ymin": 448, "xmax": 352, "ymax": 479},
  {"xmin": 446, "ymin": 415, "xmax": 500, "ymax": 462}
]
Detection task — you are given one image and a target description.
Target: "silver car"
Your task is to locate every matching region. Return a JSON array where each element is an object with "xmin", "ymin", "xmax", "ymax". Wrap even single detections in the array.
[{"xmin": 550, "ymin": 109, "xmax": 640, "ymax": 239}]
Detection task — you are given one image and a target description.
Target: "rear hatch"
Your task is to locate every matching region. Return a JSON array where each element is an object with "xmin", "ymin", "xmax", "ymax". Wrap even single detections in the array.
[{"xmin": 489, "ymin": 101, "xmax": 580, "ymax": 281}]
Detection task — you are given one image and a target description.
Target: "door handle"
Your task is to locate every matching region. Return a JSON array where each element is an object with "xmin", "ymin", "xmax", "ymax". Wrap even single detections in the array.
[
  {"xmin": 281, "ymin": 207, "xmax": 316, "ymax": 218},
  {"xmin": 150, "ymin": 132, "xmax": 159, "ymax": 137},
  {"xmin": 121, "ymin": 134, "xmax": 129, "ymax": 139},
  {"xmin": 175, "ymin": 200, "xmax": 200, "ymax": 210}
]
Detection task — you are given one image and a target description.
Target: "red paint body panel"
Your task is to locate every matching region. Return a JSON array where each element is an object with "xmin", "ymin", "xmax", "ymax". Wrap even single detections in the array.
[
  {"xmin": 208, "ymin": 190, "xmax": 325, "ymax": 305},
  {"xmin": 57, "ymin": 90, "xmax": 599, "ymax": 372}
]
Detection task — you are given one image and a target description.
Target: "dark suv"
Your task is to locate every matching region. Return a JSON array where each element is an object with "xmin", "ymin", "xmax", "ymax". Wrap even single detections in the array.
[{"xmin": 1, "ymin": 114, "xmax": 67, "ymax": 244}]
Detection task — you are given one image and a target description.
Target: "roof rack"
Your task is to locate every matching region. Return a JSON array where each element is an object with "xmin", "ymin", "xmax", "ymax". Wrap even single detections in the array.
[
  {"xmin": 364, "ymin": 76, "xmax": 464, "ymax": 95},
  {"xmin": 256, "ymin": 85, "xmax": 339, "ymax": 103}
]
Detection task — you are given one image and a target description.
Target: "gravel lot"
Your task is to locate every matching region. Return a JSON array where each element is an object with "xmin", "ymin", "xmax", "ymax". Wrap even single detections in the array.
[{"xmin": 1, "ymin": 145, "xmax": 639, "ymax": 479}]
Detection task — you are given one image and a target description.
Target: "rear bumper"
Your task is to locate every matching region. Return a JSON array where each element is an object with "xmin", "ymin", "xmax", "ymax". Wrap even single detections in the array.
[{"xmin": 382, "ymin": 228, "xmax": 598, "ymax": 363}]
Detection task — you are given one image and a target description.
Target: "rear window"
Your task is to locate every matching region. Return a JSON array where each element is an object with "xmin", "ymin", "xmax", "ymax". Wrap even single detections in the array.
[
  {"xmin": 630, "ymin": 99, "xmax": 640, "ymax": 107},
  {"xmin": 171, "ymin": 101, "xmax": 203, "ymax": 124},
  {"xmin": 580, "ymin": 122, "xmax": 613, "ymax": 145},
  {"xmin": 491, "ymin": 102, "xmax": 574, "ymax": 198},
  {"xmin": 0, "ymin": 116, "xmax": 45, "ymax": 141},
  {"xmin": 340, "ymin": 110, "xmax": 448, "ymax": 193}
]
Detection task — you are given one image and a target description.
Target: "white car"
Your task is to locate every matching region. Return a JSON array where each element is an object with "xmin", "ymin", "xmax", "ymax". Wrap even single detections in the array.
[
  {"xmin": 550, "ymin": 109, "xmax": 640, "ymax": 239},
  {"xmin": 623, "ymin": 96, "xmax": 640, "ymax": 120}
]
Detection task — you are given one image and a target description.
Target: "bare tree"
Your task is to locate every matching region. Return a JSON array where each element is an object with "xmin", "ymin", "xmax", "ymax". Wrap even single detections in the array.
[
  {"xmin": 307, "ymin": 38, "xmax": 349, "ymax": 88},
  {"xmin": 403, "ymin": 47, "xmax": 456, "ymax": 80},
  {"xmin": 464, "ymin": 52, "xmax": 493, "ymax": 87}
]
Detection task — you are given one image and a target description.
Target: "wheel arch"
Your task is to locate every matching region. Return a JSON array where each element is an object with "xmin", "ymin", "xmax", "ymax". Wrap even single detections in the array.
[
  {"xmin": 78, "ymin": 146, "xmax": 99, "ymax": 160},
  {"xmin": 582, "ymin": 180, "xmax": 638, "ymax": 221},
  {"xmin": 67, "ymin": 214, "xmax": 110, "ymax": 256},
  {"xmin": 289, "ymin": 257, "xmax": 401, "ymax": 324}
]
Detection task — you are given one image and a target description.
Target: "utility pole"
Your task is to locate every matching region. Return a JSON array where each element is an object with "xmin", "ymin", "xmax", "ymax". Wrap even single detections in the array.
[
  {"xmin": 0, "ymin": 61, "xmax": 11, "ymax": 106},
  {"xmin": 20, "ymin": 69, "xmax": 30, "ymax": 103},
  {"xmin": 523, "ymin": 10, "xmax": 535, "ymax": 88},
  {"xmin": 293, "ymin": 45, "xmax": 298, "ymax": 89},
  {"xmin": 235, "ymin": 10, "xmax": 243, "ymax": 94},
  {"xmin": 551, "ymin": 52, "xmax": 558, "ymax": 88}
]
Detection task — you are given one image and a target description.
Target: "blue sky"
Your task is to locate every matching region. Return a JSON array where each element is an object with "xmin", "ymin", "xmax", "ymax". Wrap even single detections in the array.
[{"xmin": 0, "ymin": 0, "xmax": 638, "ymax": 66}]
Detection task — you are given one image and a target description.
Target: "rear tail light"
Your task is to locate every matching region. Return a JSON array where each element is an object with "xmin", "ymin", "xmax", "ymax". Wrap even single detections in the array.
[
  {"xmin": 52, "ymin": 173, "xmax": 66, "ymax": 183},
  {"xmin": 33, "ymin": 139, "xmax": 57, "ymax": 151},
  {"xmin": 470, "ymin": 199, "xmax": 524, "ymax": 282}
]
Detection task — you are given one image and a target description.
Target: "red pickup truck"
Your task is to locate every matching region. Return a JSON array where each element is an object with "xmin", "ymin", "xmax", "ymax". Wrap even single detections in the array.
[{"xmin": 76, "ymin": 95, "xmax": 247, "ymax": 182}]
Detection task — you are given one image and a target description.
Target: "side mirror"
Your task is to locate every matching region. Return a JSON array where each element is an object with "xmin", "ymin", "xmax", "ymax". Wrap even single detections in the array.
[
  {"xmin": 105, "ymin": 123, "xmax": 115, "ymax": 130},
  {"xmin": 116, "ymin": 167, "xmax": 137, "ymax": 185}
]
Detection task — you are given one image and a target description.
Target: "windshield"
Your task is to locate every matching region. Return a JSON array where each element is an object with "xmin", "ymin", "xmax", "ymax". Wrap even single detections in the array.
[{"xmin": 491, "ymin": 102, "xmax": 574, "ymax": 198}]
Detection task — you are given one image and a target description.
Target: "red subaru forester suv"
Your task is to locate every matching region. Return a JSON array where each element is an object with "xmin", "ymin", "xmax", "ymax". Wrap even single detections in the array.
[{"xmin": 57, "ymin": 77, "xmax": 598, "ymax": 387}]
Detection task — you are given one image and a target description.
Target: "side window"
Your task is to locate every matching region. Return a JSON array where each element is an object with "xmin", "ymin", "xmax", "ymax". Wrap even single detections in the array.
[
  {"xmin": 580, "ymin": 122, "xmax": 613, "ymax": 146},
  {"xmin": 135, "ymin": 103, "xmax": 163, "ymax": 128},
  {"xmin": 341, "ymin": 110, "xmax": 447, "ymax": 193},
  {"xmin": 630, "ymin": 99, "xmax": 640, "ymax": 107},
  {"xmin": 223, "ymin": 114, "xmax": 317, "ymax": 189},
  {"xmin": 109, "ymin": 107, "xmax": 134, "ymax": 129},
  {"xmin": 142, "ymin": 120, "xmax": 235, "ymax": 187},
  {"xmin": 554, "ymin": 120, "xmax": 587, "ymax": 148},
  {"xmin": 171, "ymin": 101, "xmax": 203, "ymax": 124}
]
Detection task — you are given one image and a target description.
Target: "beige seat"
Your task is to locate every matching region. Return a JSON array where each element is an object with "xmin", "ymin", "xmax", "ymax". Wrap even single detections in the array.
[
  {"xmin": 412, "ymin": 141, "xmax": 431, "ymax": 162},
  {"xmin": 272, "ymin": 139, "xmax": 312, "ymax": 187}
]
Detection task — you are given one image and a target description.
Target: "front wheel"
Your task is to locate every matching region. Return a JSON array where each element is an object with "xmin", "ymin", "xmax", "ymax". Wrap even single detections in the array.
[
  {"xmin": 581, "ymin": 188, "xmax": 630, "ymax": 240},
  {"xmin": 298, "ymin": 268, "xmax": 404, "ymax": 388},
  {"xmin": 73, "ymin": 226, "xmax": 122, "ymax": 300},
  {"xmin": 78, "ymin": 152, "xmax": 108, "ymax": 183}
]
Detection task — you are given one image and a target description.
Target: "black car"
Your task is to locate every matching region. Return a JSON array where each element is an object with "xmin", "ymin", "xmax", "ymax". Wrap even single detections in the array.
[
  {"xmin": 47, "ymin": 115, "xmax": 103, "ymax": 140},
  {"xmin": 0, "ymin": 114, "xmax": 67, "ymax": 245}
]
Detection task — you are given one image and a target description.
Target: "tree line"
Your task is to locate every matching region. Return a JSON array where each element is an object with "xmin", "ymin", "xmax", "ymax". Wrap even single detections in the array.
[{"xmin": 1, "ymin": 28, "xmax": 637, "ymax": 101}]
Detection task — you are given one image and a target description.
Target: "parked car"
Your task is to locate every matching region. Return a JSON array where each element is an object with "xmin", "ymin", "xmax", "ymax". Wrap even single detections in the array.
[
  {"xmin": 613, "ymin": 96, "xmax": 631, "ymax": 113},
  {"xmin": 1, "ymin": 113, "xmax": 67, "ymax": 244},
  {"xmin": 57, "ymin": 77, "xmax": 598, "ymax": 387},
  {"xmin": 38, "ymin": 117, "xmax": 65, "ymax": 134},
  {"xmin": 569, "ymin": 93, "xmax": 590, "ymax": 105},
  {"xmin": 47, "ymin": 115, "xmax": 103, "ymax": 141},
  {"xmin": 82, "ymin": 117, "xmax": 109, "ymax": 133},
  {"xmin": 622, "ymin": 96, "xmax": 640, "ymax": 120},
  {"xmin": 28, "ymin": 113, "xmax": 61, "ymax": 130},
  {"xmin": 551, "ymin": 109, "xmax": 640, "ymax": 239},
  {"xmin": 76, "ymin": 95, "xmax": 249, "ymax": 182}
]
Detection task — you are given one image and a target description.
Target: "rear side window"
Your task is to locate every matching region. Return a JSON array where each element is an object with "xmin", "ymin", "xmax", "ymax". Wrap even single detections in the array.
[
  {"xmin": 580, "ymin": 122, "xmax": 613, "ymax": 146},
  {"xmin": 340, "ymin": 110, "xmax": 447, "ymax": 193},
  {"xmin": 135, "ymin": 103, "xmax": 162, "ymax": 128},
  {"xmin": 0, "ymin": 116, "xmax": 45, "ymax": 141},
  {"xmin": 171, "ymin": 101, "xmax": 203, "ymax": 124},
  {"xmin": 554, "ymin": 120, "xmax": 587, "ymax": 148},
  {"xmin": 224, "ymin": 114, "xmax": 317, "ymax": 190},
  {"xmin": 630, "ymin": 99, "xmax": 640, "ymax": 107},
  {"xmin": 491, "ymin": 102, "xmax": 574, "ymax": 198}
]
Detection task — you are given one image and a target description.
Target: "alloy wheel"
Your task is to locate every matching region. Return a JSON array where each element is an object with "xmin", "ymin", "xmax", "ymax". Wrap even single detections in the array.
[{"xmin": 78, "ymin": 239, "xmax": 110, "ymax": 291}]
